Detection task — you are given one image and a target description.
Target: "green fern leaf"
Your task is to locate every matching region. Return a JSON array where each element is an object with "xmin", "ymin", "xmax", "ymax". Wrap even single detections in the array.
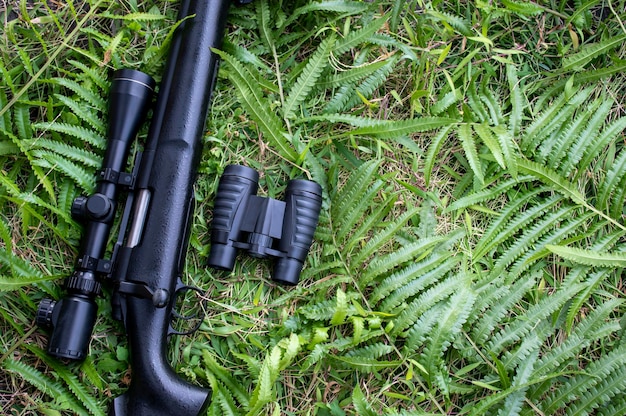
[
  {"xmin": 574, "ymin": 116, "xmax": 626, "ymax": 181},
  {"xmin": 360, "ymin": 235, "xmax": 449, "ymax": 288},
  {"xmin": 334, "ymin": 14, "xmax": 387, "ymax": 54},
  {"xmin": 562, "ymin": 34, "xmax": 626, "ymax": 71},
  {"xmin": 458, "ymin": 123, "xmax": 484, "ymax": 184},
  {"xmin": 320, "ymin": 60, "xmax": 389, "ymax": 89},
  {"xmin": 471, "ymin": 276, "xmax": 537, "ymax": 345},
  {"xmin": 426, "ymin": 10, "xmax": 472, "ymax": 36},
  {"xmin": 487, "ymin": 282, "xmax": 584, "ymax": 355},
  {"xmin": 348, "ymin": 117, "xmax": 457, "ymax": 139},
  {"xmin": 499, "ymin": 343, "xmax": 540, "ymax": 416},
  {"xmin": 52, "ymin": 77, "xmax": 107, "ymax": 110},
  {"xmin": 351, "ymin": 205, "xmax": 426, "ymax": 267},
  {"xmin": 371, "ymin": 253, "xmax": 455, "ymax": 306},
  {"xmin": 445, "ymin": 176, "xmax": 534, "ymax": 213},
  {"xmin": 474, "ymin": 122, "xmax": 505, "ymax": 169},
  {"xmin": 517, "ymin": 159, "xmax": 585, "ymax": 205},
  {"xmin": 256, "ymin": 0, "xmax": 274, "ymax": 50},
  {"xmin": 54, "ymin": 94, "xmax": 106, "ymax": 134},
  {"xmin": 420, "ymin": 287, "xmax": 476, "ymax": 391},
  {"xmin": 30, "ymin": 139, "xmax": 101, "ymax": 167},
  {"xmin": 2, "ymin": 359, "xmax": 84, "ymax": 413},
  {"xmin": 33, "ymin": 152, "xmax": 94, "ymax": 191},
  {"xmin": 378, "ymin": 256, "xmax": 458, "ymax": 312},
  {"xmin": 506, "ymin": 64, "xmax": 524, "ymax": 136},
  {"xmin": 214, "ymin": 50, "xmax": 298, "ymax": 161},
  {"xmin": 30, "ymin": 346, "xmax": 104, "ymax": 416},
  {"xmin": 542, "ymin": 344, "xmax": 626, "ymax": 414},
  {"xmin": 33, "ymin": 121, "xmax": 106, "ymax": 149},
  {"xmin": 473, "ymin": 193, "xmax": 560, "ymax": 261},
  {"xmin": 424, "ymin": 125, "xmax": 453, "ymax": 186},
  {"xmin": 547, "ymin": 244, "xmax": 626, "ymax": 267},
  {"xmin": 391, "ymin": 272, "xmax": 466, "ymax": 336},
  {"xmin": 561, "ymin": 99, "xmax": 614, "ymax": 176},
  {"xmin": 533, "ymin": 298, "xmax": 622, "ymax": 381}
]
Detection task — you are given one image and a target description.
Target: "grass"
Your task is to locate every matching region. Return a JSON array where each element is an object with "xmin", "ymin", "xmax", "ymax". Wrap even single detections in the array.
[{"xmin": 2, "ymin": 0, "xmax": 626, "ymax": 415}]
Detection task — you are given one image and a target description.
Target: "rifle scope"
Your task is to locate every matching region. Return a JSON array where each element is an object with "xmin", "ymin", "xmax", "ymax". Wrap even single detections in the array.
[{"xmin": 36, "ymin": 69, "xmax": 155, "ymax": 360}]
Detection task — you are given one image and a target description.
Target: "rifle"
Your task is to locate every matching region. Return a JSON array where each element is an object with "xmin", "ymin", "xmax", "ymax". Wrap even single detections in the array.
[{"xmin": 36, "ymin": 0, "xmax": 249, "ymax": 414}]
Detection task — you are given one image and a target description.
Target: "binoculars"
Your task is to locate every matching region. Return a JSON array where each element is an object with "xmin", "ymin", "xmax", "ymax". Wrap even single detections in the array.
[
  {"xmin": 208, "ymin": 165, "xmax": 322, "ymax": 286},
  {"xmin": 36, "ymin": 69, "xmax": 155, "ymax": 360}
]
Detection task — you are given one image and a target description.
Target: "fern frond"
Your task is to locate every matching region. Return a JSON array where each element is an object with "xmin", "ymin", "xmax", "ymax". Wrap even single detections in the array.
[
  {"xmin": 516, "ymin": 159, "xmax": 585, "ymax": 205},
  {"xmin": 562, "ymin": 34, "xmax": 626, "ymax": 71},
  {"xmin": 349, "ymin": 117, "xmax": 457, "ymax": 139},
  {"xmin": 541, "ymin": 99, "xmax": 599, "ymax": 169},
  {"xmin": 335, "ymin": 179, "xmax": 385, "ymax": 243},
  {"xmin": 506, "ymin": 64, "xmax": 525, "ymax": 136},
  {"xmin": 532, "ymin": 298, "xmax": 622, "ymax": 381},
  {"xmin": 574, "ymin": 116, "xmax": 626, "ymax": 181},
  {"xmin": 32, "ymin": 152, "xmax": 94, "ymax": 191},
  {"xmin": 420, "ymin": 287, "xmax": 475, "ymax": 392},
  {"xmin": 473, "ymin": 193, "xmax": 561, "ymax": 261},
  {"xmin": 521, "ymin": 88, "xmax": 591, "ymax": 153},
  {"xmin": 52, "ymin": 77, "xmax": 107, "ymax": 110},
  {"xmin": 471, "ymin": 275, "xmax": 537, "ymax": 345},
  {"xmin": 360, "ymin": 235, "xmax": 450, "ymax": 288},
  {"xmin": 2, "ymin": 358, "xmax": 85, "ymax": 413},
  {"xmin": 560, "ymin": 98, "xmax": 614, "ymax": 176},
  {"xmin": 498, "ymin": 342, "xmax": 540, "ymax": 416},
  {"xmin": 29, "ymin": 138, "xmax": 101, "ymax": 167},
  {"xmin": 33, "ymin": 121, "xmax": 106, "ymax": 149},
  {"xmin": 325, "ymin": 58, "xmax": 397, "ymax": 113},
  {"xmin": 330, "ymin": 159, "xmax": 378, "ymax": 223},
  {"xmin": 507, "ymin": 212, "xmax": 593, "ymax": 280},
  {"xmin": 391, "ymin": 272, "xmax": 467, "ymax": 336},
  {"xmin": 377, "ymin": 256, "xmax": 458, "ymax": 311},
  {"xmin": 214, "ymin": 50, "xmax": 297, "ymax": 161},
  {"xmin": 403, "ymin": 302, "xmax": 444, "ymax": 355},
  {"xmin": 458, "ymin": 122, "xmax": 484, "ymax": 184},
  {"xmin": 371, "ymin": 252, "xmax": 455, "ymax": 305},
  {"xmin": 54, "ymin": 94, "xmax": 106, "ymax": 134},
  {"xmin": 30, "ymin": 346, "xmax": 104, "ymax": 416},
  {"xmin": 351, "ymin": 205, "xmax": 429, "ymax": 267},
  {"xmin": 486, "ymin": 282, "xmax": 584, "ymax": 355},
  {"xmin": 320, "ymin": 60, "xmax": 389, "ymax": 89},
  {"xmin": 424, "ymin": 125, "xmax": 454, "ymax": 186},
  {"xmin": 547, "ymin": 244, "xmax": 626, "ymax": 267},
  {"xmin": 426, "ymin": 10, "xmax": 473, "ymax": 36},
  {"xmin": 334, "ymin": 15, "xmax": 388, "ymax": 54},
  {"xmin": 542, "ymin": 344, "xmax": 626, "ymax": 414},
  {"xmin": 444, "ymin": 176, "xmax": 534, "ymax": 213}
]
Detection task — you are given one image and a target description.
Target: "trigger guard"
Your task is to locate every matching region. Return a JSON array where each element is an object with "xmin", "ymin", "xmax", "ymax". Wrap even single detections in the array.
[{"xmin": 168, "ymin": 284, "xmax": 206, "ymax": 336}]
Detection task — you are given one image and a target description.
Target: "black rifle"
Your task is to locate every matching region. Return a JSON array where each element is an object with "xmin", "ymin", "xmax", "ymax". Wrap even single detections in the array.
[{"xmin": 36, "ymin": 0, "xmax": 250, "ymax": 414}]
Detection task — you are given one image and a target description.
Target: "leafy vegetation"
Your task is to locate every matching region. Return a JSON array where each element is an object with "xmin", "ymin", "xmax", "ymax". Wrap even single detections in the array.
[{"xmin": 1, "ymin": 0, "xmax": 625, "ymax": 415}]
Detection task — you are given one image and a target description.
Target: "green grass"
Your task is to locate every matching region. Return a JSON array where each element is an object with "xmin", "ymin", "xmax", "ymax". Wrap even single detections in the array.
[{"xmin": 2, "ymin": 0, "xmax": 626, "ymax": 415}]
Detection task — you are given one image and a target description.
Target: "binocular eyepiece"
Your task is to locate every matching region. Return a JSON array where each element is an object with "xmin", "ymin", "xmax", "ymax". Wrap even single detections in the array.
[
  {"xmin": 208, "ymin": 165, "xmax": 322, "ymax": 286},
  {"xmin": 36, "ymin": 69, "xmax": 155, "ymax": 360}
]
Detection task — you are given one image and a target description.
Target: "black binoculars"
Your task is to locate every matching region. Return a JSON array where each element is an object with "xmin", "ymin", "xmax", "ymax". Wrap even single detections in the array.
[
  {"xmin": 36, "ymin": 69, "xmax": 155, "ymax": 360},
  {"xmin": 208, "ymin": 165, "xmax": 322, "ymax": 286}
]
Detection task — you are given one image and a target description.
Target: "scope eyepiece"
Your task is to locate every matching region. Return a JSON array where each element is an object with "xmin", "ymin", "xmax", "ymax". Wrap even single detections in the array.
[{"xmin": 207, "ymin": 165, "xmax": 322, "ymax": 286}]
